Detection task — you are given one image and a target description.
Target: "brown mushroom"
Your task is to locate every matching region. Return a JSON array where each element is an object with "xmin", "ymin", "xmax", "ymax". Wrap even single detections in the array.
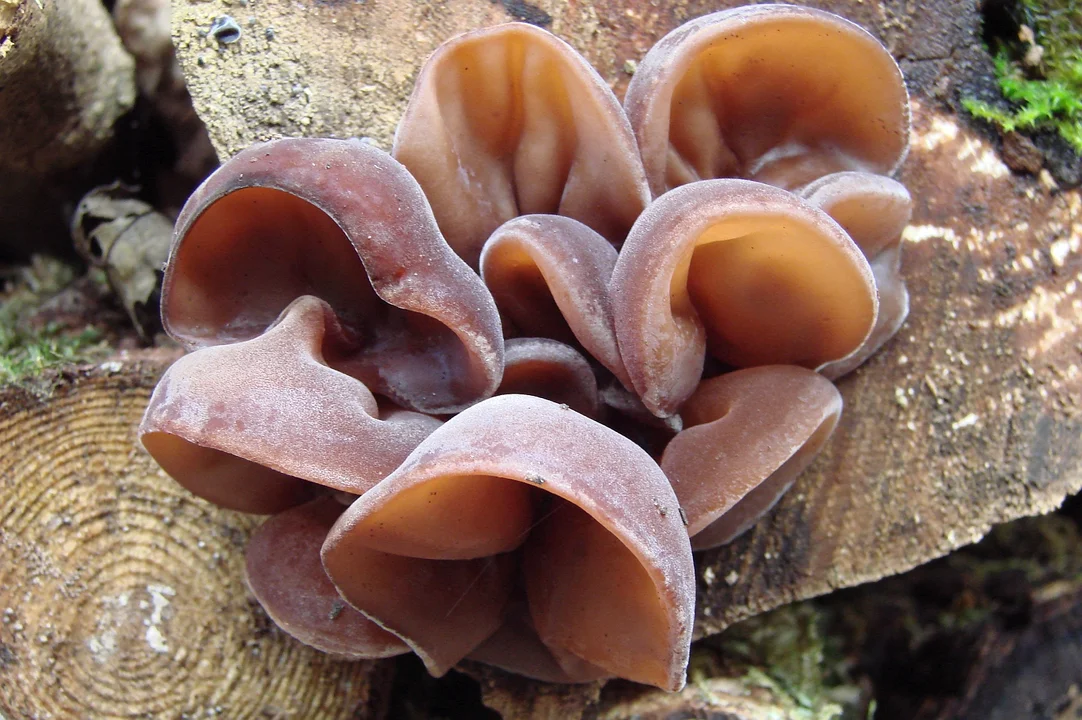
[
  {"xmin": 322, "ymin": 395, "xmax": 694, "ymax": 690},
  {"xmin": 480, "ymin": 214, "xmax": 629, "ymax": 387},
  {"xmin": 799, "ymin": 171, "xmax": 913, "ymax": 379},
  {"xmin": 624, "ymin": 4, "xmax": 910, "ymax": 195},
  {"xmin": 393, "ymin": 23, "xmax": 650, "ymax": 266},
  {"xmin": 244, "ymin": 497, "xmax": 409, "ymax": 658},
  {"xmin": 162, "ymin": 136, "xmax": 504, "ymax": 414},
  {"xmin": 140, "ymin": 296, "xmax": 443, "ymax": 514},
  {"xmin": 660, "ymin": 366, "xmax": 842, "ymax": 549},
  {"xmin": 498, "ymin": 337, "xmax": 600, "ymax": 418},
  {"xmin": 466, "ymin": 596, "xmax": 610, "ymax": 684},
  {"xmin": 610, "ymin": 179, "xmax": 876, "ymax": 417}
]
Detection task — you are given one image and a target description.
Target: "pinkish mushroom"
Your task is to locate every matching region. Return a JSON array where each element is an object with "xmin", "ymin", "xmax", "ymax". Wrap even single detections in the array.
[
  {"xmin": 660, "ymin": 366, "xmax": 842, "ymax": 549},
  {"xmin": 245, "ymin": 497, "xmax": 409, "ymax": 658},
  {"xmin": 480, "ymin": 214, "xmax": 630, "ymax": 387},
  {"xmin": 624, "ymin": 4, "xmax": 910, "ymax": 194},
  {"xmin": 611, "ymin": 179, "xmax": 877, "ymax": 417},
  {"xmin": 141, "ymin": 296, "xmax": 443, "ymax": 513},
  {"xmin": 393, "ymin": 23, "xmax": 650, "ymax": 266},
  {"xmin": 498, "ymin": 337, "xmax": 600, "ymax": 418},
  {"xmin": 322, "ymin": 395, "xmax": 694, "ymax": 690},
  {"xmin": 799, "ymin": 172, "xmax": 913, "ymax": 378},
  {"xmin": 162, "ymin": 137, "xmax": 504, "ymax": 414}
]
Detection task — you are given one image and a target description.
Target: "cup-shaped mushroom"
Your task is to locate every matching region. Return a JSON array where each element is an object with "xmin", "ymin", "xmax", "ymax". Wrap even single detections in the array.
[
  {"xmin": 322, "ymin": 395, "xmax": 695, "ymax": 690},
  {"xmin": 480, "ymin": 215, "xmax": 630, "ymax": 387},
  {"xmin": 140, "ymin": 296, "xmax": 443, "ymax": 514},
  {"xmin": 392, "ymin": 23, "xmax": 650, "ymax": 266},
  {"xmin": 610, "ymin": 179, "xmax": 876, "ymax": 417},
  {"xmin": 244, "ymin": 497, "xmax": 409, "ymax": 658},
  {"xmin": 467, "ymin": 598, "xmax": 610, "ymax": 684},
  {"xmin": 661, "ymin": 366, "xmax": 842, "ymax": 550},
  {"xmin": 799, "ymin": 172, "xmax": 913, "ymax": 379},
  {"xmin": 624, "ymin": 4, "xmax": 910, "ymax": 195},
  {"xmin": 498, "ymin": 338, "xmax": 600, "ymax": 418},
  {"xmin": 162, "ymin": 137, "xmax": 503, "ymax": 414}
]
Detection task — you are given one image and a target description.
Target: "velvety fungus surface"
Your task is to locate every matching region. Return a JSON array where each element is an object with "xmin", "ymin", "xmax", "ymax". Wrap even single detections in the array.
[{"xmin": 140, "ymin": 3, "xmax": 914, "ymax": 692}]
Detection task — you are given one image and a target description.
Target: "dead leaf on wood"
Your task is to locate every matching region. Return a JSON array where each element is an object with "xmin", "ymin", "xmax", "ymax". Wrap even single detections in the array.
[{"xmin": 71, "ymin": 183, "xmax": 171, "ymax": 338}]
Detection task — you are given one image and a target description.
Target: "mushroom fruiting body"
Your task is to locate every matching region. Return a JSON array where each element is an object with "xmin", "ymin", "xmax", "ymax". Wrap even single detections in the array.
[
  {"xmin": 161, "ymin": 137, "xmax": 504, "ymax": 415},
  {"xmin": 799, "ymin": 172, "xmax": 914, "ymax": 379},
  {"xmin": 497, "ymin": 337, "xmax": 601, "ymax": 417},
  {"xmin": 480, "ymin": 214, "xmax": 630, "ymax": 387},
  {"xmin": 624, "ymin": 4, "xmax": 910, "ymax": 194},
  {"xmin": 141, "ymin": 296, "xmax": 443, "ymax": 514},
  {"xmin": 245, "ymin": 497, "xmax": 410, "ymax": 658},
  {"xmin": 661, "ymin": 366, "xmax": 843, "ymax": 549},
  {"xmin": 322, "ymin": 395, "xmax": 695, "ymax": 691},
  {"xmin": 611, "ymin": 179, "xmax": 878, "ymax": 418},
  {"xmin": 140, "ymin": 4, "xmax": 916, "ymax": 692},
  {"xmin": 393, "ymin": 22, "xmax": 650, "ymax": 266}
]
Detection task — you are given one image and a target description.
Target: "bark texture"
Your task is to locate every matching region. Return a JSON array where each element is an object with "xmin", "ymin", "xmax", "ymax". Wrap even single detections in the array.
[{"xmin": 0, "ymin": 0, "xmax": 135, "ymax": 175}]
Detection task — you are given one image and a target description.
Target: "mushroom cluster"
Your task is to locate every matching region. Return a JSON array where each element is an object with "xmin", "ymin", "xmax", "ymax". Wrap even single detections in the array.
[{"xmin": 140, "ymin": 5, "xmax": 912, "ymax": 691}]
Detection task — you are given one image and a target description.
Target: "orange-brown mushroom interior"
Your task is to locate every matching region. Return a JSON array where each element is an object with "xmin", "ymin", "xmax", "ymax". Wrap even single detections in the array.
[
  {"xmin": 682, "ymin": 217, "xmax": 877, "ymax": 368},
  {"xmin": 166, "ymin": 188, "xmax": 382, "ymax": 346},
  {"xmin": 394, "ymin": 24, "xmax": 649, "ymax": 265}
]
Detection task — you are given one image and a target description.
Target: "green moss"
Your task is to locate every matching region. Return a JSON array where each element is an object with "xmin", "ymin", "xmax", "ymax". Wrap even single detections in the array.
[
  {"xmin": 0, "ymin": 257, "xmax": 110, "ymax": 389},
  {"xmin": 692, "ymin": 604, "xmax": 854, "ymax": 720},
  {"xmin": 966, "ymin": 0, "xmax": 1082, "ymax": 153}
]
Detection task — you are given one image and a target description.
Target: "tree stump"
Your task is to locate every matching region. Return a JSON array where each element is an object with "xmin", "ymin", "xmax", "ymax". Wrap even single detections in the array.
[{"xmin": 1, "ymin": 0, "xmax": 1080, "ymax": 716}]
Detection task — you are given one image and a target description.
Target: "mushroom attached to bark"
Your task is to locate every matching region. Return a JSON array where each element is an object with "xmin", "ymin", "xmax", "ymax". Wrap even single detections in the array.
[
  {"xmin": 498, "ymin": 337, "xmax": 600, "ymax": 418},
  {"xmin": 322, "ymin": 395, "xmax": 695, "ymax": 691},
  {"xmin": 611, "ymin": 179, "xmax": 877, "ymax": 417},
  {"xmin": 799, "ymin": 172, "xmax": 913, "ymax": 379},
  {"xmin": 161, "ymin": 137, "xmax": 504, "ymax": 414},
  {"xmin": 393, "ymin": 23, "xmax": 650, "ymax": 266},
  {"xmin": 480, "ymin": 214, "xmax": 629, "ymax": 387},
  {"xmin": 141, "ymin": 296, "xmax": 443, "ymax": 514},
  {"xmin": 624, "ymin": 4, "xmax": 910, "ymax": 195},
  {"xmin": 245, "ymin": 497, "xmax": 409, "ymax": 658},
  {"xmin": 660, "ymin": 366, "xmax": 842, "ymax": 549}
]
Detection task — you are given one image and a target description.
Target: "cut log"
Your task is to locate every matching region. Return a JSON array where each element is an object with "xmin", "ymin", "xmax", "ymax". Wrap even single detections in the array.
[{"xmin": 0, "ymin": 364, "xmax": 394, "ymax": 719}]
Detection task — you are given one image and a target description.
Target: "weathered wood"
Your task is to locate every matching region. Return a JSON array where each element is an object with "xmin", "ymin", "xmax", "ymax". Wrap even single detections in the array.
[
  {"xmin": 0, "ymin": 0, "xmax": 135, "ymax": 175},
  {"xmin": 0, "ymin": 364, "xmax": 394, "ymax": 719}
]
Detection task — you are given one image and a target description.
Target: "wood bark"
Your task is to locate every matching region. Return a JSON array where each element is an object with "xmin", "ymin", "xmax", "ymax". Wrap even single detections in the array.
[
  {"xmin": 1, "ymin": 0, "xmax": 1081, "ymax": 716},
  {"xmin": 0, "ymin": 0, "xmax": 136, "ymax": 259},
  {"xmin": 0, "ymin": 0, "xmax": 135, "ymax": 175}
]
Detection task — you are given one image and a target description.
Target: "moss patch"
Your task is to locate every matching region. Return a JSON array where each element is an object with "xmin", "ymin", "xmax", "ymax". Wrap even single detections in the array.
[
  {"xmin": 0, "ymin": 257, "xmax": 111, "ymax": 389},
  {"xmin": 965, "ymin": 0, "xmax": 1082, "ymax": 153},
  {"xmin": 691, "ymin": 603, "xmax": 857, "ymax": 720}
]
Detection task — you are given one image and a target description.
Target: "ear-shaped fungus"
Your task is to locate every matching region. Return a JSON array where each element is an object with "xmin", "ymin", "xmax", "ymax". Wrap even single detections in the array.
[
  {"xmin": 498, "ymin": 338, "xmax": 600, "ymax": 418},
  {"xmin": 624, "ymin": 4, "xmax": 910, "ymax": 194},
  {"xmin": 610, "ymin": 179, "xmax": 876, "ymax": 417},
  {"xmin": 480, "ymin": 215, "xmax": 629, "ymax": 386},
  {"xmin": 799, "ymin": 172, "xmax": 913, "ymax": 379},
  {"xmin": 162, "ymin": 137, "xmax": 504, "ymax": 414},
  {"xmin": 392, "ymin": 23, "xmax": 650, "ymax": 266},
  {"xmin": 322, "ymin": 395, "xmax": 694, "ymax": 691},
  {"xmin": 140, "ymin": 296, "xmax": 443, "ymax": 513},
  {"xmin": 660, "ymin": 366, "xmax": 842, "ymax": 549},
  {"xmin": 245, "ymin": 497, "xmax": 409, "ymax": 658}
]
